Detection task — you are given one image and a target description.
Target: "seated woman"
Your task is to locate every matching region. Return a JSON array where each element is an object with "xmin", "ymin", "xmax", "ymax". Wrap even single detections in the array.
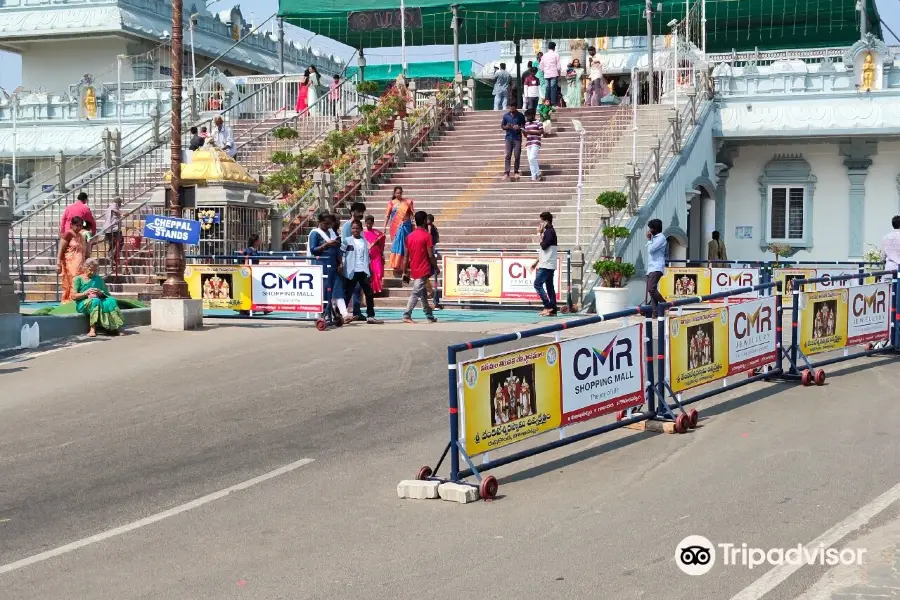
[{"xmin": 73, "ymin": 258, "xmax": 125, "ymax": 337}]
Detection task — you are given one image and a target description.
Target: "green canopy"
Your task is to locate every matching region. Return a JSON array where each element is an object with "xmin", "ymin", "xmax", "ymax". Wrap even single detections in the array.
[
  {"xmin": 280, "ymin": 0, "xmax": 881, "ymax": 53},
  {"xmin": 345, "ymin": 60, "xmax": 478, "ymax": 81}
]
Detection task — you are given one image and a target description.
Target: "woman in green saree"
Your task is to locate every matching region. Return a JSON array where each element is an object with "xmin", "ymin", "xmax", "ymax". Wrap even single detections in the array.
[{"xmin": 73, "ymin": 258, "xmax": 124, "ymax": 337}]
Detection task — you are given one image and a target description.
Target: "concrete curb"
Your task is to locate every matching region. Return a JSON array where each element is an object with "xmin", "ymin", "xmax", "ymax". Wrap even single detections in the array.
[{"xmin": 1, "ymin": 309, "xmax": 151, "ymax": 351}]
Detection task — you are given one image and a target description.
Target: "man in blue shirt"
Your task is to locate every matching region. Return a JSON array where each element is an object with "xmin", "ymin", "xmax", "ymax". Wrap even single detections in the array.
[
  {"xmin": 310, "ymin": 212, "xmax": 341, "ymax": 321},
  {"xmin": 645, "ymin": 218, "xmax": 667, "ymax": 317},
  {"xmin": 501, "ymin": 105, "xmax": 526, "ymax": 181},
  {"xmin": 493, "ymin": 63, "xmax": 511, "ymax": 111}
]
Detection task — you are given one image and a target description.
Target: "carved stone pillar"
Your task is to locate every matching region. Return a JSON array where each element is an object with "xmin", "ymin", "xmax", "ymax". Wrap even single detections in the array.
[{"xmin": 840, "ymin": 139, "xmax": 877, "ymax": 258}]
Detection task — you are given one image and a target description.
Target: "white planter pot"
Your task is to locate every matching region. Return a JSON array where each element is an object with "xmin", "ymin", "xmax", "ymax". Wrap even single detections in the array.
[{"xmin": 593, "ymin": 286, "xmax": 630, "ymax": 315}]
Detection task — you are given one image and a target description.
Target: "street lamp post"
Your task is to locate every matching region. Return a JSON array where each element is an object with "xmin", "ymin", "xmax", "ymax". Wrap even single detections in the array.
[
  {"xmin": 162, "ymin": 0, "xmax": 189, "ymax": 298},
  {"xmin": 646, "ymin": 0, "xmax": 654, "ymax": 104},
  {"xmin": 573, "ymin": 119, "xmax": 585, "ymax": 249}
]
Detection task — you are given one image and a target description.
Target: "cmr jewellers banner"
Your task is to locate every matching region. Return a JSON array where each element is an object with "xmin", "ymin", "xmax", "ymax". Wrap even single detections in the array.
[
  {"xmin": 459, "ymin": 324, "xmax": 644, "ymax": 455},
  {"xmin": 662, "ymin": 267, "xmax": 760, "ymax": 303},
  {"xmin": 442, "ymin": 254, "xmax": 561, "ymax": 302},
  {"xmin": 798, "ymin": 282, "xmax": 890, "ymax": 356},
  {"xmin": 250, "ymin": 264, "xmax": 323, "ymax": 312},
  {"xmin": 668, "ymin": 296, "xmax": 778, "ymax": 393}
]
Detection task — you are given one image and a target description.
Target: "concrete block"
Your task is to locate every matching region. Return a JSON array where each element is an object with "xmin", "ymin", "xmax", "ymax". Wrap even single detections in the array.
[
  {"xmin": 151, "ymin": 299, "xmax": 203, "ymax": 331},
  {"xmin": 397, "ymin": 480, "xmax": 440, "ymax": 500},
  {"xmin": 438, "ymin": 482, "xmax": 479, "ymax": 504}
]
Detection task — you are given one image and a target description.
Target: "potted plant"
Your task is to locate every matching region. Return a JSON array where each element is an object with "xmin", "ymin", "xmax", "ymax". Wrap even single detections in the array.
[
  {"xmin": 766, "ymin": 243, "xmax": 792, "ymax": 268},
  {"xmin": 592, "ymin": 247, "xmax": 636, "ymax": 315}
]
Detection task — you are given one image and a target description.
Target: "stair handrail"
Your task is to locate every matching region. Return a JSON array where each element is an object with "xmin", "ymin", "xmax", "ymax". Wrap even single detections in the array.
[
  {"xmin": 580, "ymin": 93, "xmax": 709, "ymax": 298},
  {"xmin": 11, "ymin": 78, "xmax": 289, "ymax": 273}
]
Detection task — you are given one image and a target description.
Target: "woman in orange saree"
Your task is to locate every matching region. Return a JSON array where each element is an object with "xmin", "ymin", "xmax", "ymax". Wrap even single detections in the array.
[
  {"xmin": 57, "ymin": 216, "xmax": 88, "ymax": 302},
  {"xmin": 383, "ymin": 186, "xmax": 414, "ymax": 276}
]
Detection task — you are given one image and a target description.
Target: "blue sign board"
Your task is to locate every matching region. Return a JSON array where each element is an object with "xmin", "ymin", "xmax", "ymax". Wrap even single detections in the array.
[
  {"xmin": 143, "ymin": 214, "xmax": 201, "ymax": 245},
  {"xmin": 41, "ymin": 184, "xmax": 54, "ymax": 193}
]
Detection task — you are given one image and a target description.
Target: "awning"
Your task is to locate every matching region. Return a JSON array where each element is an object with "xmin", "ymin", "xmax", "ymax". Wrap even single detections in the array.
[
  {"xmin": 345, "ymin": 60, "xmax": 479, "ymax": 80},
  {"xmin": 279, "ymin": 0, "xmax": 882, "ymax": 53}
]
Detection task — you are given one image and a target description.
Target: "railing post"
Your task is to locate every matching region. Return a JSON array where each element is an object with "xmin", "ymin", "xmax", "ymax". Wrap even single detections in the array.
[
  {"xmin": 0, "ymin": 176, "xmax": 19, "ymax": 314},
  {"xmin": 465, "ymin": 78, "xmax": 476, "ymax": 111},
  {"xmin": 687, "ymin": 90, "xmax": 697, "ymax": 126},
  {"xmin": 652, "ymin": 136, "xmax": 661, "ymax": 182},
  {"xmin": 313, "ymin": 169, "xmax": 334, "ymax": 213},
  {"xmin": 625, "ymin": 162, "xmax": 640, "ymax": 215},
  {"xmin": 669, "ymin": 110, "xmax": 681, "ymax": 154},
  {"xmin": 359, "ymin": 142, "xmax": 372, "ymax": 194},
  {"xmin": 408, "ymin": 79, "xmax": 417, "ymax": 110},
  {"xmin": 150, "ymin": 106, "xmax": 160, "ymax": 145},
  {"xmin": 189, "ymin": 86, "xmax": 200, "ymax": 123},
  {"xmin": 112, "ymin": 128, "xmax": 122, "ymax": 166},
  {"xmin": 101, "ymin": 128, "xmax": 112, "ymax": 170},
  {"xmin": 55, "ymin": 151, "xmax": 67, "ymax": 193},
  {"xmin": 268, "ymin": 207, "xmax": 283, "ymax": 252},
  {"xmin": 394, "ymin": 118, "xmax": 409, "ymax": 167}
]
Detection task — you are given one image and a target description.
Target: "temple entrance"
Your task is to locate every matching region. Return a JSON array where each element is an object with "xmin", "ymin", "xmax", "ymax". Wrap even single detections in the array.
[{"xmin": 686, "ymin": 186, "xmax": 715, "ymax": 262}]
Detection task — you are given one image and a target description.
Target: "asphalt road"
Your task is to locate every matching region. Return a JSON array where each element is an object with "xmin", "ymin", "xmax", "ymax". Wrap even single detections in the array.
[{"xmin": 1, "ymin": 319, "xmax": 900, "ymax": 599}]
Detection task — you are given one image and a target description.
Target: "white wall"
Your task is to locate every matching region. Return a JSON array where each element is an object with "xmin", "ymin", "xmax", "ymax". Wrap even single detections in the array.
[
  {"xmin": 22, "ymin": 38, "xmax": 130, "ymax": 91},
  {"xmin": 864, "ymin": 139, "xmax": 900, "ymax": 251},
  {"xmin": 724, "ymin": 141, "xmax": 855, "ymax": 262}
]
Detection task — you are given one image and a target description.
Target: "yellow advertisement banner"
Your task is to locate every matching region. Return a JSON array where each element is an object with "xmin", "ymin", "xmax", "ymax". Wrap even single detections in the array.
[
  {"xmin": 660, "ymin": 268, "xmax": 712, "ymax": 301},
  {"xmin": 185, "ymin": 264, "xmax": 252, "ymax": 311},
  {"xmin": 772, "ymin": 268, "xmax": 816, "ymax": 306},
  {"xmin": 799, "ymin": 288, "xmax": 849, "ymax": 356},
  {"xmin": 668, "ymin": 307, "xmax": 730, "ymax": 393},
  {"xmin": 442, "ymin": 256, "xmax": 503, "ymax": 301},
  {"xmin": 460, "ymin": 343, "xmax": 562, "ymax": 455}
]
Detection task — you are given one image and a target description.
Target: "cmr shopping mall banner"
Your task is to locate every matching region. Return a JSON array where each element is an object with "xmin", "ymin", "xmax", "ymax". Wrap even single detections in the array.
[
  {"xmin": 459, "ymin": 324, "xmax": 645, "ymax": 455},
  {"xmin": 668, "ymin": 296, "xmax": 778, "ymax": 393},
  {"xmin": 250, "ymin": 264, "xmax": 323, "ymax": 312}
]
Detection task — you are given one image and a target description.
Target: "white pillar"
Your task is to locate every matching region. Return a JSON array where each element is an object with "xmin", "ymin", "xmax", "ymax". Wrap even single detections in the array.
[{"xmin": 702, "ymin": 193, "xmax": 716, "ymax": 237}]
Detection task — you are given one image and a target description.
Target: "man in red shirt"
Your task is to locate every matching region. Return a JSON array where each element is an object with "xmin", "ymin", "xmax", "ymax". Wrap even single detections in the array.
[
  {"xmin": 59, "ymin": 192, "xmax": 97, "ymax": 237},
  {"xmin": 402, "ymin": 211, "xmax": 439, "ymax": 324}
]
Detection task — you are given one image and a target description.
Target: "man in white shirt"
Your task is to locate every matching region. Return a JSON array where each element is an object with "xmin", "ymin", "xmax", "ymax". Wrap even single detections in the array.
[
  {"xmin": 209, "ymin": 116, "xmax": 236, "ymax": 158},
  {"xmin": 586, "ymin": 46, "xmax": 608, "ymax": 106},
  {"xmin": 101, "ymin": 196, "xmax": 123, "ymax": 261},
  {"xmin": 539, "ymin": 41, "xmax": 562, "ymax": 106},
  {"xmin": 882, "ymin": 215, "xmax": 900, "ymax": 274}
]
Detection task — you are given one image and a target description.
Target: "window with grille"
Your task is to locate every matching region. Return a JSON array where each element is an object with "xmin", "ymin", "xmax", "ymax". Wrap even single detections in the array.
[{"xmin": 768, "ymin": 186, "xmax": 805, "ymax": 242}]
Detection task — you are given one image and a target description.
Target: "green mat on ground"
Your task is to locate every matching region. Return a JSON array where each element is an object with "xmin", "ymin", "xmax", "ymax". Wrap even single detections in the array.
[{"xmin": 30, "ymin": 298, "xmax": 146, "ymax": 316}]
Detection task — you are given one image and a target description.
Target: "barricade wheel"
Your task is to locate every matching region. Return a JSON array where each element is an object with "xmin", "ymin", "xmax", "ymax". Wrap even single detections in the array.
[
  {"xmin": 801, "ymin": 370, "xmax": 813, "ymax": 386},
  {"xmin": 675, "ymin": 413, "xmax": 690, "ymax": 434},
  {"xmin": 688, "ymin": 408, "xmax": 699, "ymax": 428},
  {"xmin": 616, "ymin": 410, "xmax": 628, "ymax": 422},
  {"xmin": 416, "ymin": 465, "xmax": 433, "ymax": 481},
  {"xmin": 866, "ymin": 343, "xmax": 874, "ymax": 351},
  {"xmin": 315, "ymin": 319, "xmax": 327, "ymax": 331},
  {"xmin": 480, "ymin": 475, "xmax": 499, "ymax": 500},
  {"xmin": 814, "ymin": 369, "xmax": 826, "ymax": 386}
]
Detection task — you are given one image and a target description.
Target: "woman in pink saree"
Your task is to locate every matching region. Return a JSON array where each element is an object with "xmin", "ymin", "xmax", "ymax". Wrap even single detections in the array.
[
  {"xmin": 294, "ymin": 70, "xmax": 310, "ymax": 113},
  {"xmin": 383, "ymin": 186, "xmax": 415, "ymax": 276},
  {"xmin": 363, "ymin": 215, "xmax": 386, "ymax": 294}
]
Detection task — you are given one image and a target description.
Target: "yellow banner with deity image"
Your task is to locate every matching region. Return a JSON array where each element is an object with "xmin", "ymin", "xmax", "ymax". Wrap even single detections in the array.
[
  {"xmin": 442, "ymin": 255, "xmax": 502, "ymax": 301},
  {"xmin": 460, "ymin": 343, "xmax": 562, "ymax": 455},
  {"xmin": 185, "ymin": 264, "xmax": 252, "ymax": 311},
  {"xmin": 799, "ymin": 288, "xmax": 849, "ymax": 356},
  {"xmin": 660, "ymin": 268, "xmax": 712, "ymax": 301},
  {"xmin": 667, "ymin": 306, "xmax": 730, "ymax": 393}
]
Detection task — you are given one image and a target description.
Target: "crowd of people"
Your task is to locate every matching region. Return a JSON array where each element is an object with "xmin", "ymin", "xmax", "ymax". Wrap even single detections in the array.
[
  {"xmin": 188, "ymin": 116, "xmax": 237, "ymax": 158},
  {"xmin": 306, "ymin": 190, "xmax": 442, "ymax": 325},
  {"xmin": 56, "ymin": 192, "xmax": 125, "ymax": 337},
  {"xmin": 295, "ymin": 68, "xmax": 345, "ymax": 115},
  {"xmin": 493, "ymin": 42, "xmax": 627, "ymax": 114}
]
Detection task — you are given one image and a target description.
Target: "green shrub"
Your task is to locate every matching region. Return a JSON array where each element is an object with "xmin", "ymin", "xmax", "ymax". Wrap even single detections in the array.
[
  {"xmin": 272, "ymin": 126, "xmax": 299, "ymax": 140},
  {"xmin": 596, "ymin": 190, "xmax": 628, "ymax": 212},
  {"xmin": 592, "ymin": 259, "xmax": 636, "ymax": 289},
  {"xmin": 355, "ymin": 81, "xmax": 379, "ymax": 95}
]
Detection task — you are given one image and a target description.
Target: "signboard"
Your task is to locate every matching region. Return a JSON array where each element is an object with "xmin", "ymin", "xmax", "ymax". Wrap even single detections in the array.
[
  {"xmin": 727, "ymin": 297, "xmax": 778, "ymax": 375},
  {"xmin": 668, "ymin": 307, "xmax": 730, "ymax": 393},
  {"xmin": 772, "ymin": 268, "xmax": 816, "ymax": 306},
  {"xmin": 250, "ymin": 264, "xmax": 323, "ymax": 312},
  {"xmin": 347, "ymin": 8, "xmax": 423, "ymax": 31},
  {"xmin": 660, "ymin": 267, "xmax": 712, "ymax": 301},
  {"xmin": 798, "ymin": 288, "xmax": 849, "ymax": 356},
  {"xmin": 185, "ymin": 264, "xmax": 251, "ymax": 310},
  {"xmin": 539, "ymin": 0, "xmax": 620, "ymax": 23},
  {"xmin": 143, "ymin": 214, "xmax": 201, "ymax": 246},
  {"xmin": 846, "ymin": 283, "xmax": 891, "ymax": 346},
  {"xmin": 460, "ymin": 343, "xmax": 562, "ymax": 455},
  {"xmin": 559, "ymin": 324, "xmax": 644, "ymax": 425},
  {"xmin": 442, "ymin": 254, "xmax": 562, "ymax": 302},
  {"xmin": 500, "ymin": 256, "xmax": 562, "ymax": 301},
  {"xmin": 41, "ymin": 184, "xmax": 54, "ymax": 193},
  {"xmin": 709, "ymin": 267, "xmax": 760, "ymax": 303}
]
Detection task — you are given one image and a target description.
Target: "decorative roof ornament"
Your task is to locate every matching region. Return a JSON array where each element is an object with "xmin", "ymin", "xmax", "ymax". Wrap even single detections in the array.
[
  {"xmin": 165, "ymin": 147, "xmax": 258, "ymax": 186},
  {"xmin": 843, "ymin": 33, "xmax": 893, "ymax": 72}
]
